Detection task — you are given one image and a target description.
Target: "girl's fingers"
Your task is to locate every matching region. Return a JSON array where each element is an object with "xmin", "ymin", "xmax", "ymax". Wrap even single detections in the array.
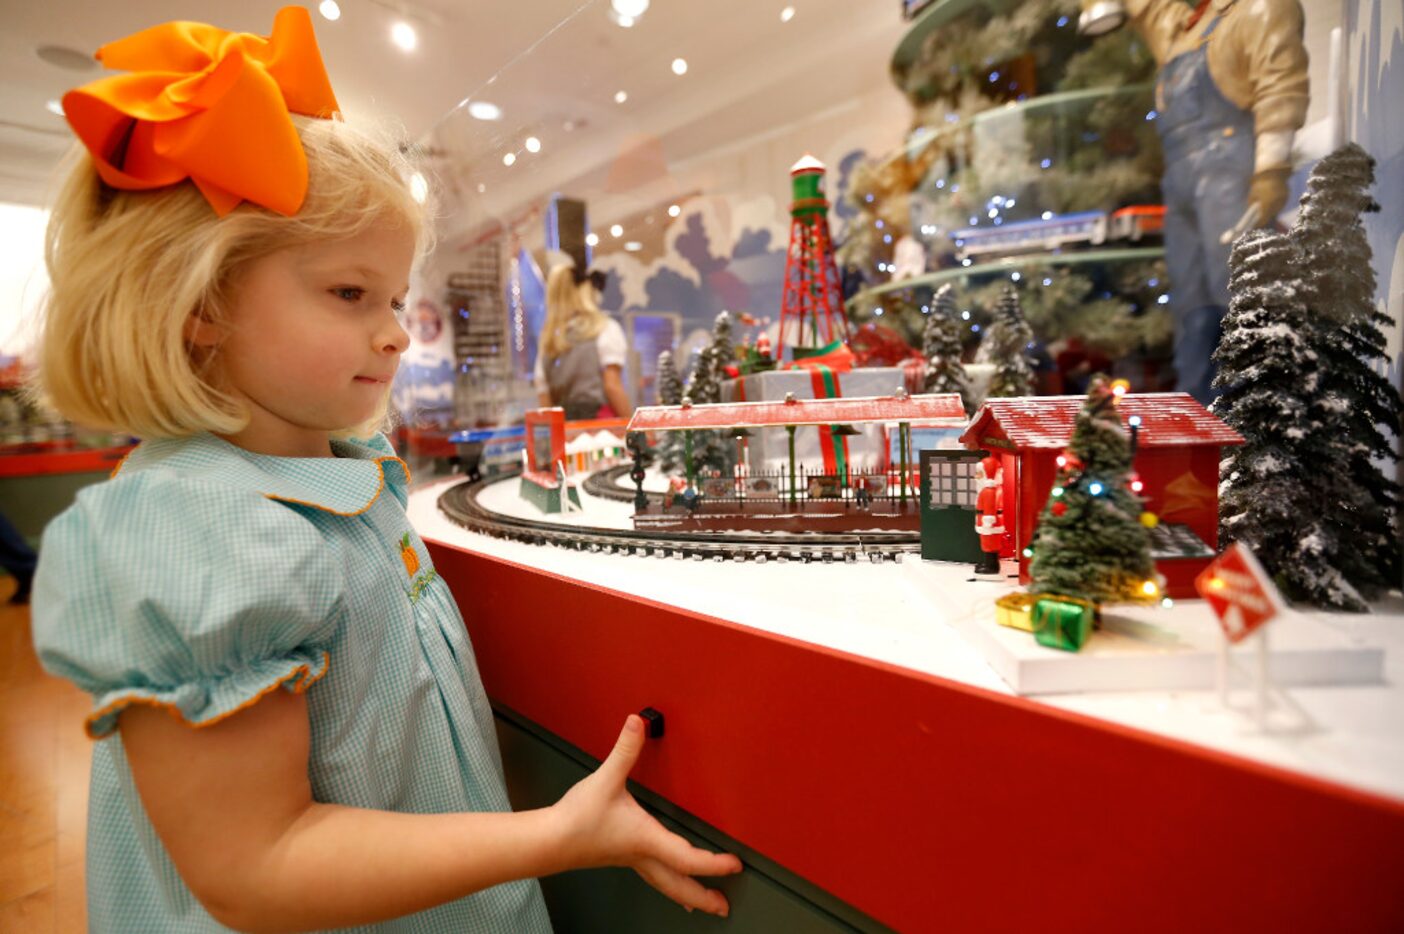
[
  {"xmin": 636, "ymin": 856, "xmax": 731, "ymax": 917},
  {"xmin": 650, "ymin": 827, "xmax": 744, "ymax": 878},
  {"xmin": 595, "ymin": 715, "xmax": 645, "ymax": 787}
]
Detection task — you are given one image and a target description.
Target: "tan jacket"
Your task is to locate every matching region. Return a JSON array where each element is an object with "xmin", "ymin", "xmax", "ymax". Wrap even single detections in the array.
[{"xmin": 1130, "ymin": 0, "xmax": 1309, "ymax": 138}]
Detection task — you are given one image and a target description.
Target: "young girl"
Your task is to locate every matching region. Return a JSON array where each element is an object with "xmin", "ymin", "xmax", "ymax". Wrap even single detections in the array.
[
  {"xmin": 30, "ymin": 8, "xmax": 739, "ymax": 931},
  {"xmin": 533, "ymin": 264, "xmax": 633, "ymax": 419}
]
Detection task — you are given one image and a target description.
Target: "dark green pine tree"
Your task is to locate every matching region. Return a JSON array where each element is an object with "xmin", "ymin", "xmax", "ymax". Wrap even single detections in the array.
[
  {"xmin": 1292, "ymin": 142, "xmax": 1402, "ymax": 598},
  {"xmin": 985, "ymin": 285, "xmax": 1035, "ymax": 398},
  {"xmin": 922, "ymin": 284, "xmax": 973, "ymax": 411},
  {"xmin": 710, "ymin": 311, "xmax": 736, "ymax": 381},
  {"xmin": 1028, "ymin": 376, "xmax": 1156, "ymax": 605},
  {"xmin": 655, "ymin": 350, "xmax": 687, "ymax": 474},
  {"xmin": 680, "ymin": 336, "xmax": 732, "ymax": 478},
  {"xmin": 1213, "ymin": 230, "xmax": 1364, "ymax": 610}
]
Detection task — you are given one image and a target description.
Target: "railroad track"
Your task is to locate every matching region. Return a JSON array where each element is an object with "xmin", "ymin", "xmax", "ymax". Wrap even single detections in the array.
[{"xmin": 437, "ymin": 471, "xmax": 921, "ymax": 563}]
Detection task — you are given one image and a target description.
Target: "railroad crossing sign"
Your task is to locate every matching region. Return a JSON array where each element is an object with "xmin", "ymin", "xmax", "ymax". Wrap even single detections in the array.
[{"xmin": 1195, "ymin": 543, "xmax": 1285, "ymax": 643}]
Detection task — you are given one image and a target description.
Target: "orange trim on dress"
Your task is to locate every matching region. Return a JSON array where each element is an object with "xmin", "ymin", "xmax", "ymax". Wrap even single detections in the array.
[
  {"xmin": 263, "ymin": 455, "xmax": 411, "ymax": 516},
  {"xmin": 108, "ymin": 444, "xmax": 141, "ymax": 479},
  {"xmin": 84, "ymin": 650, "xmax": 331, "ymax": 740}
]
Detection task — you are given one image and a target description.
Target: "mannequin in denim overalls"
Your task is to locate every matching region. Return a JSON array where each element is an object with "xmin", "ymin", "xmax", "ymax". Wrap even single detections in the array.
[
  {"xmin": 1156, "ymin": 12, "xmax": 1251, "ymax": 405},
  {"xmin": 1078, "ymin": 0, "xmax": 1309, "ymax": 404}
]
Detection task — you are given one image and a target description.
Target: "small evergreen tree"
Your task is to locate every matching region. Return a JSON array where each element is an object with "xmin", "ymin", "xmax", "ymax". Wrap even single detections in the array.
[
  {"xmin": 1213, "ymin": 229, "xmax": 1364, "ymax": 609},
  {"xmin": 679, "ymin": 328, "xmax": 732, "ymax": 477},
  {"xmin": 1292, "ymin": 142, "xmax": 1402, "ymax": 598},
  {"xmin": 922, "ymin": 284, "xmax": 973, "ymax": 411},
  {"xmin": 710, "ymin": 311, "xmax": 736, "ymax": 381},
  {"xmin": 1028, "ymin": 376, "xmax": 1156, "ymax": 605},
  {"xmin": 985, "ymin": 285, "xmax": 1035, "ymax": 398},
  {"xmin": 655, "ymin": 350, "xmax": 686, "ymax": 474}
]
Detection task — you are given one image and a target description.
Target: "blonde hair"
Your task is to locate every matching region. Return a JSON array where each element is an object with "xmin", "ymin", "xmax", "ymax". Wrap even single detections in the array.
[
  {"xmin": 541, "ymin": 264, "xmax": 608, "ymax": 361},
  {"xmin": 31, "ymin": 114, "xmax": 432, "ymax": 441}
]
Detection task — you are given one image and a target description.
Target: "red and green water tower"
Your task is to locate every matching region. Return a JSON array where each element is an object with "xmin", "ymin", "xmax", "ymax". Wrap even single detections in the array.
[{"xmin": 779, "ymin": 154, "xmax": 850, "ymax": 356}]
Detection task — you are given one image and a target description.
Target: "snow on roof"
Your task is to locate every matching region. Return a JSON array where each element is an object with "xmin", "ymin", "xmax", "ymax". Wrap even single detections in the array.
[
  {"xmin": 628, "ymin": 393, "xmax": 967, "ymax": 433},
  {"xmin": 959, "ymin": 394, "xmax": 1243, "ymax": 450}
]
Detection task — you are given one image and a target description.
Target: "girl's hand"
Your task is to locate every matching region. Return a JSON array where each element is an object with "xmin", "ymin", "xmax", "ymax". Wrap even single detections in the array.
[{"xmin": 552, "ymin": 715, "xmax": 743, "ymax": 917}]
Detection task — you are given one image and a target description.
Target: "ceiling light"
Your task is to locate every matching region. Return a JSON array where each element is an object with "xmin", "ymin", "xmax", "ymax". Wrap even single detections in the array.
[
  {"xmin": 781, "ymin": 6, "xmax": 795, "ymax": 22},
  {"xmin": 624, "ymin": 241, "xmax": 643, "ymax": 252},
  {"xmin": 503, "ymin": 152, "xmax": 516, "ymax": 166},
  {"xmin": 671, "ymin": 58, "xmax": 688, "ymax": 76},
  {"xmin": 525, "ymin": 136, "xmax": 541, "ymax": 153},
  {"xmin": 615, "ymin": 15, "xmax": 635, "ymax": 27},
  {"xmin": 667, "ymin": 204, "xmax": 681, "ymax": 217},
  {"xmin": 409, "ymin": 172, "xmax": 428, "ymax": 204},
  {"xmin": 610, "ymin": 224, "xmax": 623, "ymax": 237},
  {"xmin": 45, "ymin": 99, "xmax": 64, "ymax": 117},
  {"xmin": 612, "ymin": 0, "xmax": 650, "ymax": 16},
  {"xmin": 319, "ymin": 1, "xmax": 341, "ymax": 21},
  {"xmin": 391, "ymin": 21, "xmax": 417, "ymax": 52},
  {"xmin": 586, "ymin": 233, "xmax": 600, "ymax": 246},
  {"xmin": 467, "ymin": 101, "xmax": 502, "ymax": 121},
  {"xmin": 476, "ymin": 183, "xmax": 487, "ymax": 193},
  {"xmin": 614, "ymin": 90, "xmax": 628, "ymax": 104}
]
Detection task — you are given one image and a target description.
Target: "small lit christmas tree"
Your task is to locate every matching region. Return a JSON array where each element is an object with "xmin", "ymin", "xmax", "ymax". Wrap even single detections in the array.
[
  {"xmin": 922, "ymin": 284, "xmax": 973, "ymax": 411},
  {"xmin": 710, "ymin": 310, "xmax": 736, "ymax": 378},
  {"xmin": 1213, "ymin": 229, "xmax": 1363, "ymax": 609},
  {"xmin": 1028, "ymin": 376, "xmax": 1157, "ymax": 605},
  {"xmin": 985, "ymin": 285, "xmax": 1035, "ymax": 398},
  {"xmin": 1292, "ymin": 142, "xmax": 1402, "ymax": 598}
]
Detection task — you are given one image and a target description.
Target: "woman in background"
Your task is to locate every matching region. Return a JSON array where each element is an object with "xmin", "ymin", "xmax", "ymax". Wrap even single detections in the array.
[{"xmin": 534, "ymin": 265, "xmax": 632, "ymax": 418}]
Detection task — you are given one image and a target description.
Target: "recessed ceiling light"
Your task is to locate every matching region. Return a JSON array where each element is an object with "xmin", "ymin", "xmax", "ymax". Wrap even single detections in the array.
[
  {"xmin": 615, "ymin": 14, "xmax": 635, "ymax": 27},
  {"xmin": 409, "ymin": 172, "xmax": 428, "ymax": 204},
  {"xmin": 781, "ymin": 6, "xmax": 795, "ymax": 22},
  {"xmin": 503, "ymin": 152, "xmax": 516, "ymax": 166},
  {"xmin": 667, "ymin": 204, "xmax": 681, "ymax": 217},
  {"xmin": 612, "ymin": 0, "xmax": 650, "ymax": 16},
  {"xmin": 586, "ymin": 233, "xmax": 600, "ymax": 246},
  {"xmin": 610, "ymin": 224, "xmax": 623, "ymax": 237},
  {"xmin": 319, "ymin": 1, "xmax": 341, "ymax": 21},
  {"xmin": 36, "ymin": 45, "xmax": 98, "ymax": 72},
  {"xmin": 467, "ymin": 101, "xmax": 502, "ymax": 121},
  {"xmin": 524, "ymin": 136, "xmax": 541, "ymax": 153},
  {"xmin": 624, "ymin": 241, "xmax": 643, "ymax": 252},
  {"xmin": 477, "ymin": 183, "xmax": 487, "ymax": 193},
  {"xmin": 614, "ymin": 90, "xmax": 628, "ymax": 104},
  {"xmin": 391, "ymin": 21, "xmax": 417, "ymax": 52},
  {"xmin": 45, "ymin": 99, "xmax": 64, "ymax": 117},
  {"xmin": 671, "ymin": 58, "xmax": 688, "ymax": 76}
]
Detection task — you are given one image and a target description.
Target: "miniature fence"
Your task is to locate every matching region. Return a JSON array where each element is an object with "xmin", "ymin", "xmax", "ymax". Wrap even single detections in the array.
[{"xmin": 684, "ymin": 465, "xmax": 922, "ymax": 507}]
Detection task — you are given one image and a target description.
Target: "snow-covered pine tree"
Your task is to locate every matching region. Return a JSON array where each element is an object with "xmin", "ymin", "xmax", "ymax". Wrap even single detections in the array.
[
  {"xmin": 1028, "ymin": 375, "xmax": 1156, "ymax": 605},
  {"xmin": 985, "ymin": 284, "xmax": 1035, "ymax": 398},
  {"xmin": 1292, "ymin": 142, "xmax": 1402, "ymax": 598},
  {"xmin": 679, "ymin": 339, "xmax": 731, "ymax": 476},
  {"xmin": 710, "ymin": 311, "xmax": 736, "ymax": 381},
  {"xmin": 655, "ymin": 350, "xmax": 686, "ymax": 474},
  {"xmin": 922, "ymin": 284, "xmax": 973, "ymax": 411},
  {"xmin": 1213, "ymin": 229, "xmax": 1364, "ymax": 609},
  {"xmin": 685, "ymin": 345, "xmax": 718, "ymax": 404}
]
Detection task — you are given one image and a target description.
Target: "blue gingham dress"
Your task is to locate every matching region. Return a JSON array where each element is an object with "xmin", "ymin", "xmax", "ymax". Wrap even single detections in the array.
[{"xmin": 31, "ymin": 432, "xmax": 551, "ymax": 933}]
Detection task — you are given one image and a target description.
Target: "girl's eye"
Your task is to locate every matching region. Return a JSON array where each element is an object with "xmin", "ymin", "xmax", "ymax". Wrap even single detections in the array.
[
  {"xmin": 391, "ymin": 298, "xmax": 407, "ymax": 315},
  {"xmin": 332, "ymin": 287, "xmax": 365, "ymax": 303}
]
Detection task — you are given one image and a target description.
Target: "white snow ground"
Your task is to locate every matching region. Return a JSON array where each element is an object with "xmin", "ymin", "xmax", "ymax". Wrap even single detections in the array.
[{"xmin": 410, "ymin": 474, "xmax": 1404, "ymax": 802}]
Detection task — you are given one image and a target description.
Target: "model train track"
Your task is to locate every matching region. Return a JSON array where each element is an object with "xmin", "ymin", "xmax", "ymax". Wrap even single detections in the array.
[
  {"xmin": 437, "ymin": 472, "xmax": 921, "ymax": 563},
  {"xmin": 581, "ymin": 464, "xmax": 661, "ymax": 503}
]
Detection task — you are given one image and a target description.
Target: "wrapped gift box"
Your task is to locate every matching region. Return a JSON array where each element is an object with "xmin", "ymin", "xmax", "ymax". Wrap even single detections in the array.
[
  {"xmin": 995, "ymin": 591, "xmax": 1041, "ymax": 632},
  {"xmin": 1031, "ymin": 595, "xmax": 1097, "ymax": 652}
]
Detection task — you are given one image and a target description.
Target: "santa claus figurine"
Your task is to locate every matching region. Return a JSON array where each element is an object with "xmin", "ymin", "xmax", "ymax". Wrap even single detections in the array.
[{"xmin": 975, "ymin": 455, "xmax": 1005, "ymax": 576}]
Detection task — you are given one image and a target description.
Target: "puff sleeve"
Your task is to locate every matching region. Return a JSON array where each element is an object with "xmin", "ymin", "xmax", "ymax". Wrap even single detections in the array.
[{"xmin": 31, "ymin": 471, "xmax": 345, "ymax": 739}]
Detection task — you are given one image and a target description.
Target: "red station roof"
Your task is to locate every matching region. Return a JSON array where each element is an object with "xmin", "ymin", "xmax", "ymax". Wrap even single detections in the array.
[
  {"xmin": 960, "ymin": 393, "xmax": 1243, "ymax": 450},
  {"xmin": 627, "ymin": 393, "xmax": 967, "ymax": 433}
]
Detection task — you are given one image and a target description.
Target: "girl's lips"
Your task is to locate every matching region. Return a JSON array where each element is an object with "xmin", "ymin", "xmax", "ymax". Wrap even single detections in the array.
[{"xmin": 354, "ymin": 375, "xmax": 392, "ymax": 384}]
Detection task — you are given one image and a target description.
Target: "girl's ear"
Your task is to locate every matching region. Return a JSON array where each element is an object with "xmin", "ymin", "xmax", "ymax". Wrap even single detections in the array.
[{"xmin": 183, "ymin": 309, "xmax": 224, "ymax": 348}]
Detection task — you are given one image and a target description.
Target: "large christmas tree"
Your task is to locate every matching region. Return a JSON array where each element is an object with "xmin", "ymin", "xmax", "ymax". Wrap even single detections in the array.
[
  {"xmin": 1292, "ymin": 142, "xmax": 1402, "ymax": 598},
  {"xmin": 1028, "ymin": 376, "xmax": 1156, "ymax": 605},
  {"xmin": 985, "ymin": 285, "xmax": 1035, "ymax": 398},
  {"xmin": 922, "ymin": 284, "xmax": 973, "ymax": 410},
  {"xmin": 1213, "ymin": 230, "xmax": 1364, "ymax": 609}
]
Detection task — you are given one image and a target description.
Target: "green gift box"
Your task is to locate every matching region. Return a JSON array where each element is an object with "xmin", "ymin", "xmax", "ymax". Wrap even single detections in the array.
[{"xmin": 1031, "ymin": 595, "xmax": 1096, "ymax": 652}]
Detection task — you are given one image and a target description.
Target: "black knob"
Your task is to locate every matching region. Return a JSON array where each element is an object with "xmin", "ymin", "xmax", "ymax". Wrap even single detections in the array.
[{"xmin": 638, "ymin": 707, "xmax": 665, "ymax": 739}]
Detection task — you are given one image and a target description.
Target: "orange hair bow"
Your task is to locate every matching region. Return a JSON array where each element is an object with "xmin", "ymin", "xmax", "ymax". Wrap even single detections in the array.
[{"xmin": 62, "ymin": 6, "xmax": 340, "ymax": 217}]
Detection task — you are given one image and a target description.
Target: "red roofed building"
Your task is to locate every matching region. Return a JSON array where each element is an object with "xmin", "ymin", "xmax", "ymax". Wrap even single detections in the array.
[{"xmin": 959, "ymin": 393, "xmax": 1244, "ymax": 597}]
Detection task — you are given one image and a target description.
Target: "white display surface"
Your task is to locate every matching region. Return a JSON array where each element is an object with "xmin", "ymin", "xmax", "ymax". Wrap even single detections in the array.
[
  {"xmin": 409, "ymin": 475, "xmax": 1404, "ymax": 802},
  {"xmin": 902, "ymin": 558, "xmax": 1385, "ymax": 694}
]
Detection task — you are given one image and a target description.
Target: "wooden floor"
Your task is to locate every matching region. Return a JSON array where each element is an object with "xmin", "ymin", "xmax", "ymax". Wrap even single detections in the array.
[{"xmin": 1, "ymin": 577, "xmax": 89, "ymax": 931}]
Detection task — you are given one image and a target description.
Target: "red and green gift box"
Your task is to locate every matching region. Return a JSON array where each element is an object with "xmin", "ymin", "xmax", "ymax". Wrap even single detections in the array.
[{"xmin": 1030, "ymin": 595, "xmax": 1097, "ymax": 652}]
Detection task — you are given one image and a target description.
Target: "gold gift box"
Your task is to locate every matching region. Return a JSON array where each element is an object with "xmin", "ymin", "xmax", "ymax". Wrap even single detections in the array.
[{"xmin": 994, "ymin": 591, "xmax": 1041, "ymax": 632}]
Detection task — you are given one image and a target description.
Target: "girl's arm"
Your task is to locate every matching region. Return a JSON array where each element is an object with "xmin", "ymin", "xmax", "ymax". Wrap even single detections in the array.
[
  {"xmin": 601, "ymin": 364, "xmax": 633, "ymax": 418},
  {"xmin": 121, "ymin": 689, "xmax": 739, "ymax": 933}
]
